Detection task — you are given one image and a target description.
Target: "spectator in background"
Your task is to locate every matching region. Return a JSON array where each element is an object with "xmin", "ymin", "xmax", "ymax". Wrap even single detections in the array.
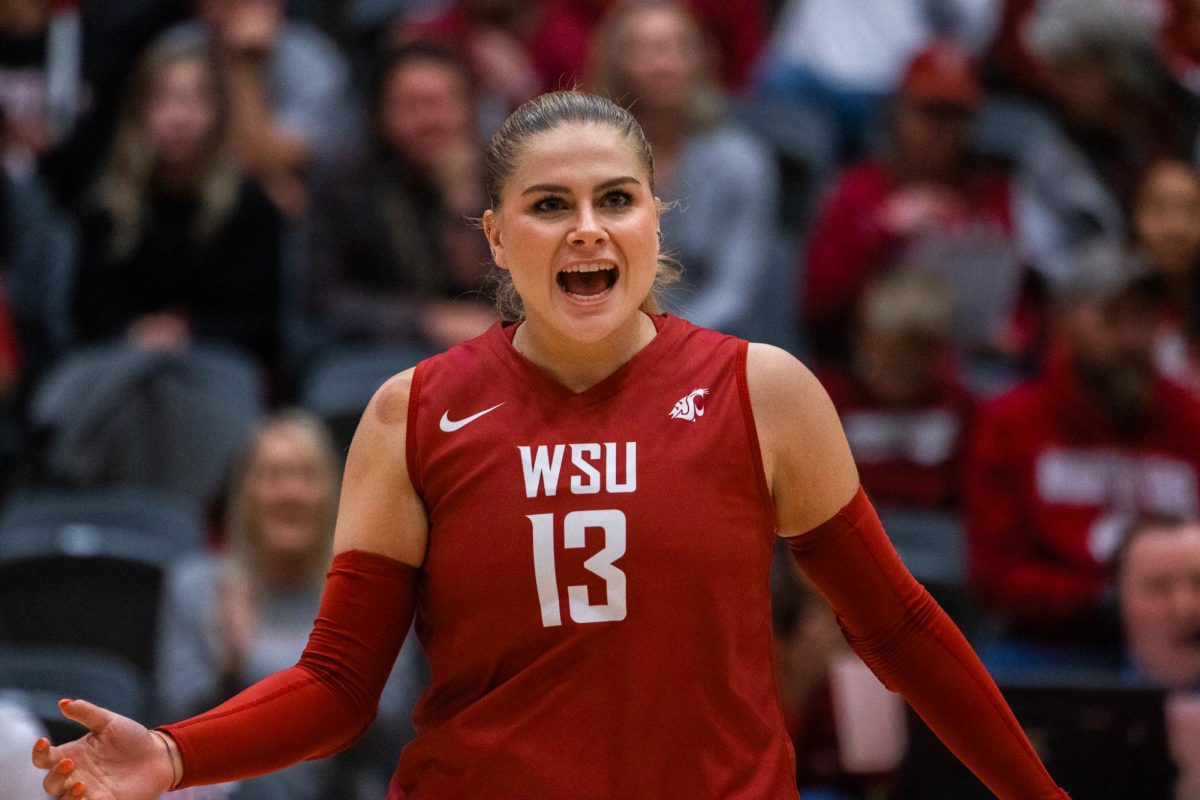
[
  {"xmin": 983, "ymin": 0, "xmax": 1166, "ymax": 97},
  {"xmin": 36, "ymin": 0, "xmax": 197, "ymax": 208},
  {"xmin": 387, "ymin": 0, "xmax": 764, "ymax": 111},
  {"xmin": 1114, "ymin": 512, "xmax": 1200, "ymax": 800},
  {"xmin": 772, "ymin": 545, "xmax": 905, "ymax": 797},
  {"xmin": 1014, "ymin": 0, "xmax": 1197, "ymax": 286},
  {"xmin": 591, "ymin": 0, "xmax": 778, "ymax": 337},
  {"xmin": 771, "ymin": 552, "xmax": 856, "ymax": 797},
  {"xmin": 820, "ymin": 271, "xmax": 975, "ymax": 510},
  {"xmin": 803, "ymin": 43, "xmax": 1028, "ymax": 366},
  {"xmin": 157, "ymin": 411, "xmax": 425, "ymax": 799},
  {"xmin": 394, "ymin": 0, "xmax": 588, "ymax": 133},
  {"xmin": 678, "ymin": 0, "xmax": 768, "ymax": 90},
  {"xmin": 1115, "ymin": 516, "xmax": 1200, "ymax": 689},
  {"xmin": 967, "ymin": 240, "xmax": 1200, "ymax": 648},
  {"xmin": 1131, "ymin": 158, "xmax": 1200, "ymax": 393},
  {"xmin": 0, "ymin": 0, "xmax": 85, "ymax": 179},
  {"xmin": 169, "ymin": 0, "xmax": 352, "ymax": 215},
  {"xmin": 71, "ymin": 35, "xmax": 282, "ymax": 370},
  {"xmin": 302, "ymin": 42, "xmax": 494, "ymax": 354},
  {"xmin": 757, "ymin": 0, "xmax": 999, "ymax": 158}
]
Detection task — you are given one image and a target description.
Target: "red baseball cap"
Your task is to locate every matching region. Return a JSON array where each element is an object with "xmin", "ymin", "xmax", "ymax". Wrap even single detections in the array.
[{"xmin": 899, "ymin": 41, "xmax": 983, "ymax": 109}]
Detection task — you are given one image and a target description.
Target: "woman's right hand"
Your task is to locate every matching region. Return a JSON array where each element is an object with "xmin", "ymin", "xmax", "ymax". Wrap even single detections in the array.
[
  {"xmin": 218, "ymin": 567, "xmax": 261, "ymax": 679},
  {"xmin": 31, "ymin": 699, "xmax": 176, "ymax": 800}
]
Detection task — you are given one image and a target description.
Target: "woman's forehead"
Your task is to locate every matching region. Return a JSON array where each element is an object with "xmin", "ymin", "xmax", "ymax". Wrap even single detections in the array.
[{"xmin": 506, "ymin": 123, "xmax": 649, "ymax": 190}]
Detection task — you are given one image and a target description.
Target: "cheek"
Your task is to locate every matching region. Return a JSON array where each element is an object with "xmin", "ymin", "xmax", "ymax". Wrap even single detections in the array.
[
  {"xmin": 624, "ymin": 224, "xmax": 662, "ymax": 281},
  {"xmin": 1127, "ymin": 591, "xmax": 1174, "ymax": 626}
]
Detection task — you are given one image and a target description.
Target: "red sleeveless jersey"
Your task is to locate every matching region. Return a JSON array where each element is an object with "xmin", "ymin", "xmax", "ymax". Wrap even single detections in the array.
[{"xmin": 390, "ymin": 314, "xmax": 799, "ymax": 799}]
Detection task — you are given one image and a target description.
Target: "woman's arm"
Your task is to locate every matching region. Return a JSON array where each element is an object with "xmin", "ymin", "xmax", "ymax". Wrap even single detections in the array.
[
  {"xmin": 158, "ymin": 370, "xmax": 429, "ymax": 787},
  {"xmin": 747, "ymin": 343, "xmax": 1068, "ymax": 799},
  {"xmin": 33, "ymin": 370, "xmax": 428, "ymax": 798}
]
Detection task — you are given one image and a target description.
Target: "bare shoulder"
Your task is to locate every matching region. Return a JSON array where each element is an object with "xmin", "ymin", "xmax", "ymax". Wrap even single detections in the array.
[
  {"xmin": 333, "ymin": 367, "xmax": 429, "ymax": 567},
  {"xmin": 745, "ymin": 343, "xmax": 827, "ymax": 422},
  {"xmin": 744, "ymin": 343, "xmax": 859, "ymax": 536},
  {"xmin": 369, "ymin": 368, "xmax": 416, "ymax": 427}
]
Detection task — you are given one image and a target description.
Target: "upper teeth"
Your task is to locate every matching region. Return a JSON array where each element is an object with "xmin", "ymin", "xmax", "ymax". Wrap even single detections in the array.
[{"xmin": 560, "ymin": 263, "xmax": 613, "ymax": 273}]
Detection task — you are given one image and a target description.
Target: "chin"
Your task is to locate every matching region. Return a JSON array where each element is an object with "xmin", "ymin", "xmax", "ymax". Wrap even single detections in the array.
[{"xmin": 558, "ymin": 294, "xmax": 645, "ymax": 338}]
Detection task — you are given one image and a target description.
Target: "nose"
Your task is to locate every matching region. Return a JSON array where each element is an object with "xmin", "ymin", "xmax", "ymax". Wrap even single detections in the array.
[{"xmin": 569, "ymin": 203, "xmax": 607, "ymax": 248}]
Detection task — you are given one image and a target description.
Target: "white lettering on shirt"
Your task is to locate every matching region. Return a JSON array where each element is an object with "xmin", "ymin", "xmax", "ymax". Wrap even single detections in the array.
[{"xmin": 519, "ymin": 442, "xmax": 638, "ymax": 499}]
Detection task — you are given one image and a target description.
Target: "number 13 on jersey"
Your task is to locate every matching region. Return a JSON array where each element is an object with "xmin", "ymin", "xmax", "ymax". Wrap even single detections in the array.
[{"xmin": 528, "ymin": 509, "xmax": 627, "ymax": 627}]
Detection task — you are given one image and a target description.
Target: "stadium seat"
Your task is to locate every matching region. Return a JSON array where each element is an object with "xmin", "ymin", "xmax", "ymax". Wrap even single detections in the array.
[
  {"xmin": 0, "ymin": 487, "xmax": 203, "ymax": 565},
  {"xmin": 876, "ymin": 507, "xmax": 966, "ymax": 588},
  {"xmin": 0, "ymin": 643, "xmax": 147, "ymax": 742},
  {"xmin": 28, "ymin": 343, "xmax": 265, "ymax": 502},
  {"xmin": 0, "ymin": 489, "xmax": 202, "ymax": 676}
]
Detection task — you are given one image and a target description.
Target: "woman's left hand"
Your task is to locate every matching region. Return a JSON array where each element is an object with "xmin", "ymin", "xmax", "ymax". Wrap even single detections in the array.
[{"xmin": 31, "ymin": 699, "xmax": 176, "ymax": 799}]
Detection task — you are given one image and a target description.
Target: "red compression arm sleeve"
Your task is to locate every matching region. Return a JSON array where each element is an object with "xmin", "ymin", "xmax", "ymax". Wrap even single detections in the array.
[
  {"xmin": 788, "ymin": 488, "xmax": 1069, "ymax": 800},
  {"xmin": 159, "ymin": 549, "xmax": 417, "ymax": 788}
]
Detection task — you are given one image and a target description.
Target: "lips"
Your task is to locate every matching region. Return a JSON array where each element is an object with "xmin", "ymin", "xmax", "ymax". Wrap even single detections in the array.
[{"xmin": 557, "ymin": 262, "xmax": 618, "ymax": 299}]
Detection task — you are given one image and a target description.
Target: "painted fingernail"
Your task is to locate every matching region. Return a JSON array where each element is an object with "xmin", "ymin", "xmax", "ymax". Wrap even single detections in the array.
[
  {"xmin": 34, "ymin": 738, "xmax": 49, "ymax": 752},
  {"xmin": 71, "ymin": 782, "xmax": 86, "ymax": 797},
  {"xmin": 57, "ymin": 758, "xmax": 74, "ymax": 774},
  {"xmin": 58, "ymin": 698, "xmax": 73, "ymax": 709}
]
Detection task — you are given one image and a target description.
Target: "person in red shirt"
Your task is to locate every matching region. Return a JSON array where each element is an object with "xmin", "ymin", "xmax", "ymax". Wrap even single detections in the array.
[
  {"xmin": 820, "ymin": 270, "xmax": 975, "ymax": 509},
  {"xmin": 802, "ymin": 41, "xmax": 1028, "ymax": 366},
  {"xmin": 967, "ymin": 239, "xmax": 1200, "ymax": 642},
  {"xmin": 32, "ymin": 91, "xmax": 1066, "ymax": 800},
  {"xmin": 1131, "ymin": 158, "xmax": 1200, "ymax": 395}
]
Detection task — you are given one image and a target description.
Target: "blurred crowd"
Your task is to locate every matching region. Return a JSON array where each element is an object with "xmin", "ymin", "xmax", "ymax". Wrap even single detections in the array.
[{"xmin": 2, "ymin": 0, "xmax": 1200, "ymax": 798}]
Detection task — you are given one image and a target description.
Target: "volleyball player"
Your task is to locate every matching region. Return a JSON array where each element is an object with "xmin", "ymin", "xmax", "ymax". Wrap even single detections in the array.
[{"xmin": 33, "ymin": 91, "xmax": 1068, "ymax": 799}]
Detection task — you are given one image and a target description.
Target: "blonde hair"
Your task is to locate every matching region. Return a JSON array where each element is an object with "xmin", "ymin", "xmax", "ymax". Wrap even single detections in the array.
[
  {"xmin": 224, "ymin": 410, "xmax": 341, "ymax": 587},
  {"xmin": 94, "ymin": 35, "xmax": 240, "ymax": 260},
  {"xmin": 484, "ymin": 90, "xmax": 681, "ymax": 320},
  {"xmin": 860, "ymin": 270, "xmax": 956, "ymax": 341},
  {"xmin": 589, "ymin": 0, "xmax": 724, "ymax": 133}
]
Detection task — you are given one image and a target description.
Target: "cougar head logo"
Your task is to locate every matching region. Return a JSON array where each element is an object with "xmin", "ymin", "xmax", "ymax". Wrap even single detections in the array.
[{"xmin": 669, "ymin": 388, "xmax": 709, "ymax": 421}]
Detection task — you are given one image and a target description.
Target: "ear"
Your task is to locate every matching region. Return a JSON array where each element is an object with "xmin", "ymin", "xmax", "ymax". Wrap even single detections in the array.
[{"xmin": 483, "ymin": 209, "xmax": 509, "ymax": 271}]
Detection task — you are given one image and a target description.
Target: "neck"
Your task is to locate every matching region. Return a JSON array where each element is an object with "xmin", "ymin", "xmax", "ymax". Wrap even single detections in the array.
[
  {"xmin": 512, "ymin": 311, "xmax": 658, "ymax": 393},
  {"xmin": 261, "ymin": 551, "xmax": 315, "ymax": 588}
]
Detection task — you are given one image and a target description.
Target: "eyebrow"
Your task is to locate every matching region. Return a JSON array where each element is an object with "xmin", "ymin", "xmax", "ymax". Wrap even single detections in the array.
[{"xmin": 521, "ymin": 176, "xmax": 641, "ymax": 196}]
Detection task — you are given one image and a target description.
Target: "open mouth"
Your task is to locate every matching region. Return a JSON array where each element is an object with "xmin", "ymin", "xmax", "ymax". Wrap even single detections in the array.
[{"xmin": 557, "ymin": 263, "xmax": 618, "ymax": 300}]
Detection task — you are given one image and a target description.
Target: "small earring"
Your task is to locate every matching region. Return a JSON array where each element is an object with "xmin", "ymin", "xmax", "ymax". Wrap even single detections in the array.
[{"xmin": 656, "ymin": 230, "xmax": 663, "ymax": 243}]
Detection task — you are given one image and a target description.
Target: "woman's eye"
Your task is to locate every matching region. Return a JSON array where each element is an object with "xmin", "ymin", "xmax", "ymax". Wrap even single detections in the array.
[
  {"xmin": 533, "ymin": 196, "xmax": 567, "ymax": 212},
  {"xmin": 601, "ymin": 190, "xmax": 633, "ymax": 208}
]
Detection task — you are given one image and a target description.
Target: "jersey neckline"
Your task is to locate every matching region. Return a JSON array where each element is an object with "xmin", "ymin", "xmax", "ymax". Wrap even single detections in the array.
[{"xmin": 484, "ymin": 313, "xmax": 682, "ymax": 405}]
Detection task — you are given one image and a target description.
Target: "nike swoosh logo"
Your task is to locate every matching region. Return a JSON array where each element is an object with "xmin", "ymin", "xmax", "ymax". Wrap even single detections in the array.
[{"xmin": 439, "ymin": 403, "xmax": 504, "ymax": 432}]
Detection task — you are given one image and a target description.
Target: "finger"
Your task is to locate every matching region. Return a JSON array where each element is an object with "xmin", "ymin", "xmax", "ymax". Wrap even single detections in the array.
[
  {"xmin": 41, "ymin": 757, "xmax": 75, "ymax": 797},
  {"xmin": 32, "ymin": 737, "xmax": 67, "ymax": 769},
  {"xmin": 59, "ymin": 698, "xmax": 116, "ymax": 733}
]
